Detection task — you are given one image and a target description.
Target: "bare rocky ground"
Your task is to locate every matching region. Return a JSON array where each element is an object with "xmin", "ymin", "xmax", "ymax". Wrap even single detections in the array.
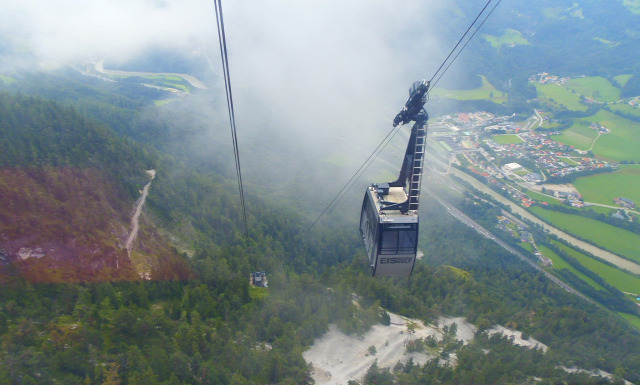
[{"xmin": 304, "ymin": 312, "xmax": 552, "ymax": 385}]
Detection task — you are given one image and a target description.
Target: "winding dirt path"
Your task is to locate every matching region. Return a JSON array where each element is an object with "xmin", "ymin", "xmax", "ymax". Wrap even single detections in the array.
[{"xmin": 125, "ymin": 170, "xmax": 155, "ymax": 259}]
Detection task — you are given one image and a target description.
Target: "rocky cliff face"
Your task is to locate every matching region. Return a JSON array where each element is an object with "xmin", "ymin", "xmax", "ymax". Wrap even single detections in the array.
[{"xmin": 0, "ymin": 167, "xmax": 138, "ymax": 282}]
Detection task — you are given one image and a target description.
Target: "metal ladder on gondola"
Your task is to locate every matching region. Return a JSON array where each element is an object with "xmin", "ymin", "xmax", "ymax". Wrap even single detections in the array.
[{"xmin": 408, "ymin": 119, "xmax": 426, "ymax": 212}]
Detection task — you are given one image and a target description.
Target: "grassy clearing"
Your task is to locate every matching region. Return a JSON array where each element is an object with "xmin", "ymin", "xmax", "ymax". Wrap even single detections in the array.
[
  {"xmin": 432, "ymin": 76, "xmax": 506, "ymax": 103},
  {"xmin": 619, "ymin": 313, "xmax": 640, "ymax": 330},
  {"xmin": 519, "ymin": 242, "xmax": 534, "ymax": 252},
  {"xmin": 552, "ymin": 120, "xmax": 597, "ymax": 150},
  {"xmin": 559, "ymin": 157, "xmax": 580, "ymax": 165},
  {"xmin": 608, "ymin": 103, "xmax": 640, "ymax": 118},
  {"xmin": 573, "ymin": 165, "xmax": 640, "ymax": 205},
  {"xmin": 530, "ymin": 207, "xmax": 640, "ymax": 264},
  {"xmin": 143, "ymin": 75, "xmax": 184, "ymax": 82},
  {"xmin": 493, "ymin": 134, "xmax": 523, "ymax": 144},
  {"xmin": 538, "ymin": 244, "xmax": 605, "ymax": 290},
  {"xmin": 551, "ymin": 240, "xmax": 640, "ymax": 294},
  {"xmin": 535, "ymin": 83, "xmax": 587, "ymax": 111},
  {"xmin": 583, "ymin": 205, "xmax": 615, "ymax": 216},
  {"xmin": 565, "ymin": 77, "xmax": 620, "ymax": 103},
  {"xmin": 614, "ymin": 74, "xmax": 633, "ymax": 87},
  {"xmin": 249, "ymin": 286, "xmax": 269, "ymax": 300},
  {"xmin": 589, "ymin": 110, "xmax": 640, "ymax": 162},
  {"xmin": 154, "ymin": 99, "xmax": 174, "ymax": 107},
  {"xmin": 482, "ymin": 28, "xmax": 530, "ymax": 48},
  {"xmin": 526, "ymin": 190, "xmax": 561, "ymax": 206}
]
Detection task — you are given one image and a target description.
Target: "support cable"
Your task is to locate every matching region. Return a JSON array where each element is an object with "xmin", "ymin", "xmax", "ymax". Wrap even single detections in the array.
[
  {"xmin": 303, "ymin": 123, "xmax": 403, "ymax": 235},
  {"xmin": 430, "ymin": 0, "xmax": 503, "ymax": 92},
  {"xmin": 429, "ymin": 0, "xmax": 495, "ymax": 84},
  {"xmin": 303, "ymin": 0, "xmax": 502, "ymax": 234},
  {"xmin": 214, "ymin": 0, "xmax": 250, "ymax": 240}
]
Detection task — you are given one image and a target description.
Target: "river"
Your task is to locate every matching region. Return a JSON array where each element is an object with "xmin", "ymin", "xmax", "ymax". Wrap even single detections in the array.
[
  {"xmin": 448, "ymin": 167, "xmax": 640, "ymax": 274},
  {"xmin": 95, "ymin": 60, "xmax": 207, "ymax": 89}
]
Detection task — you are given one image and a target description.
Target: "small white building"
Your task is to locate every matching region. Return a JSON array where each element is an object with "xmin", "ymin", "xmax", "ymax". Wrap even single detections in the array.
[{"xmin": 503, "ymin": 162, "xmax": 523, "ymax": 172}]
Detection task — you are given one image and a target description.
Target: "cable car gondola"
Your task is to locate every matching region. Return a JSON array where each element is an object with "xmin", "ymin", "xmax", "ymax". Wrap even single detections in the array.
[{"xmin": 360, "ymin": 80, "xmax": 429, "ymax": 277}]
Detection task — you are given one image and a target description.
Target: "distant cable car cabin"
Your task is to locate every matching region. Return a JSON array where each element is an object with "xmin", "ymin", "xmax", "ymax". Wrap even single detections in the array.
[
  {"xmin": 360, "ymin": 80, "xmax": 429, "ymax": 277},
  {"xmin": 250, "ymin": 271, "xmax": 268, "ymax": 287}
]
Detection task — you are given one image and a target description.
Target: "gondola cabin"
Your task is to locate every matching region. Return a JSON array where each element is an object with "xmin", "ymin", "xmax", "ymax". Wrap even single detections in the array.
[
  {"xmin": 359, "ymin": 80, "xmax": 429, "ymax": 278},
  {"xmin": 360, "ymin": 183, "xmax": 418, "ymax": 277}
]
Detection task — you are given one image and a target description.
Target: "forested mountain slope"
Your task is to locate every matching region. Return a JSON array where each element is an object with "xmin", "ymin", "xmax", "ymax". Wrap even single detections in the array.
[{"xmin": 0, "ymin": 92, "xmax": 189, "ymax": 282}]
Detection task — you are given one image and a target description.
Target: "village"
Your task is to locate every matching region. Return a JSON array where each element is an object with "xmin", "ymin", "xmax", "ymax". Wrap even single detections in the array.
[{"xmin": 432, "ymin": 110, "xmax": 619, "ymax": 209}]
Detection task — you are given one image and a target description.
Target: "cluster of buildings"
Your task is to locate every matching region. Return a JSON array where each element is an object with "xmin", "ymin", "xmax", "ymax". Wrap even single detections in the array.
[
  {"xmin": 589, "ymin": 123, "xmax": 610, "ymax": 134},
  {"xmin": 614, "ymin": 197, "xmax": 636, "ymax": 209},
  {"xmin": 529, "ymin": 72, "xmax": 573, "ymax": 85},
  {"xmin": 546, "ymin": 189, "xmax": 584, "ymax": 207},
  {"xmin": 535, "ymin": 155, "xmax": 614, "ymax": 180},
  {"xmin": 482, "ymin": 124, "xmax": 616, "ymax": 182},
  {"xmin": 495, "ymin": 215, "xmax": 552, "ymax": 266},
  {"xmin": 434, "ymin": 111, "xmax": 617, "ymax": 209}
]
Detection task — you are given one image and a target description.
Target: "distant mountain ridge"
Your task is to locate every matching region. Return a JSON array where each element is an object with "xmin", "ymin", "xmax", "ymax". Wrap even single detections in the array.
[{"xmin": 447, "ymin": 0, "xmax": 640, "ymax": 92}]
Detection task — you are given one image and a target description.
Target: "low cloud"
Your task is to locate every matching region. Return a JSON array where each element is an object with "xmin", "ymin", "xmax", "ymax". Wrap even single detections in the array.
[
  {"xmin": 2, "ymin": 0, "xmax": 460, "ymax": 207},
  {"xmin": 0, "ymin": 0, "xmax": 215, "ymax": 65}
]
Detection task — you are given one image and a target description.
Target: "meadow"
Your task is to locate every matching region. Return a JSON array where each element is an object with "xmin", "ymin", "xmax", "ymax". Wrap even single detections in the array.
[
  {"xmin": 492, "ymin": 134, "xmax": 523, "ymax": 144},
  {"xmin": 614, "ymin": 74, "xmax": 633, "ymax": 87},
  {"xmin": 565, "ymin": 77, "xmax": 621, "ymax": 103},
  {"xmin": 537, "ymin": 244, "xmax": 604, "ymax": 290},
  {"xmin": 573, "ymin": 165, "xmax": 640, "ymax": 205},
  {"xmin": 619, "ymin": 313, "xmax": 640, "ymax": 330},
  {"xmin": 431, "ymin": 76, "xmax": 506, "ymax": 103},
  {"xmin": 535, "ymin": 83, "xmax": 587, "ymax": 111},
  {"xmin": 550, "ymin": 240, "xmax": 640, "ymax": 294},
  {"xmin": 552, "ymin": 119, "xmax": 598, "ymax": 150},
  {"xmin": 608, "ymin": 103, "xmax": 640, "ymax": 118},
  {"xmin": 482, "ymin": 28, "xmax": 530, "ymax": 48},
  {"xmin": 589, "ymin": 110, "xmax": 640, "ymax": 162},
  {"xmin": 530, "ymin": 207, "xmax": 640, "ymax": 264}
]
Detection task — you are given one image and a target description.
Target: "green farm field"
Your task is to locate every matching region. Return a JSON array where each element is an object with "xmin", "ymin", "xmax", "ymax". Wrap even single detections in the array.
[
  {"xmin": 526, "ymin": 190, "xmax": 560, "ymax": 206},
  {"xmin": 493, "ymin": 134, "xmax": 523, "ymax": 144},
  {"xmin": 608, "ymin": 103, "xmax": 640, "ymax": 118},
  {"xmin": 530, "ymin": 207, "xmax": 640, "ymax": 264},
  {"xmin": 536, "ymin": 83, "xmax": 587, "ymax": 111},
  {"xmin": 551, "ymin": 241, "xmax": 640, "ymax": 294},
  {"xmin": 589, "ymin": 110, "xmax": 640, "ymax": 162},
  {"xmin": 538, "ymin": 244, "xmax": 605, "ymax": 290},
  {"xmin": 559, "ymin": 157, "xmax": 580, "ymax": 165},
  {"xmin": 482, "ymin": 28, "xmax": 529, "ymax": 48},
  {"xmin": 432, "ymin": 76, "xmax": 506, "ymax": 103},
  {"xmin": 565, "ymin": 77, "xmax": 620, "ymax": 103},
  {"xmin": 583, "ymin": 205, "xmax": 617, "ymax": 216},
  {"xmin": 552, "ymin": 119, "xmax": 598, "ymax": 150},
  {"xmin": 614, "ymin": 74, "xmax": 633, "ymax": 87},
  {"xmin": 574, "ymin": 165, "xmax": 640, "ymax": 205},
  {"xmin": 619, "ymin": 313, "xmax": 640, "ymax": 330}
]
